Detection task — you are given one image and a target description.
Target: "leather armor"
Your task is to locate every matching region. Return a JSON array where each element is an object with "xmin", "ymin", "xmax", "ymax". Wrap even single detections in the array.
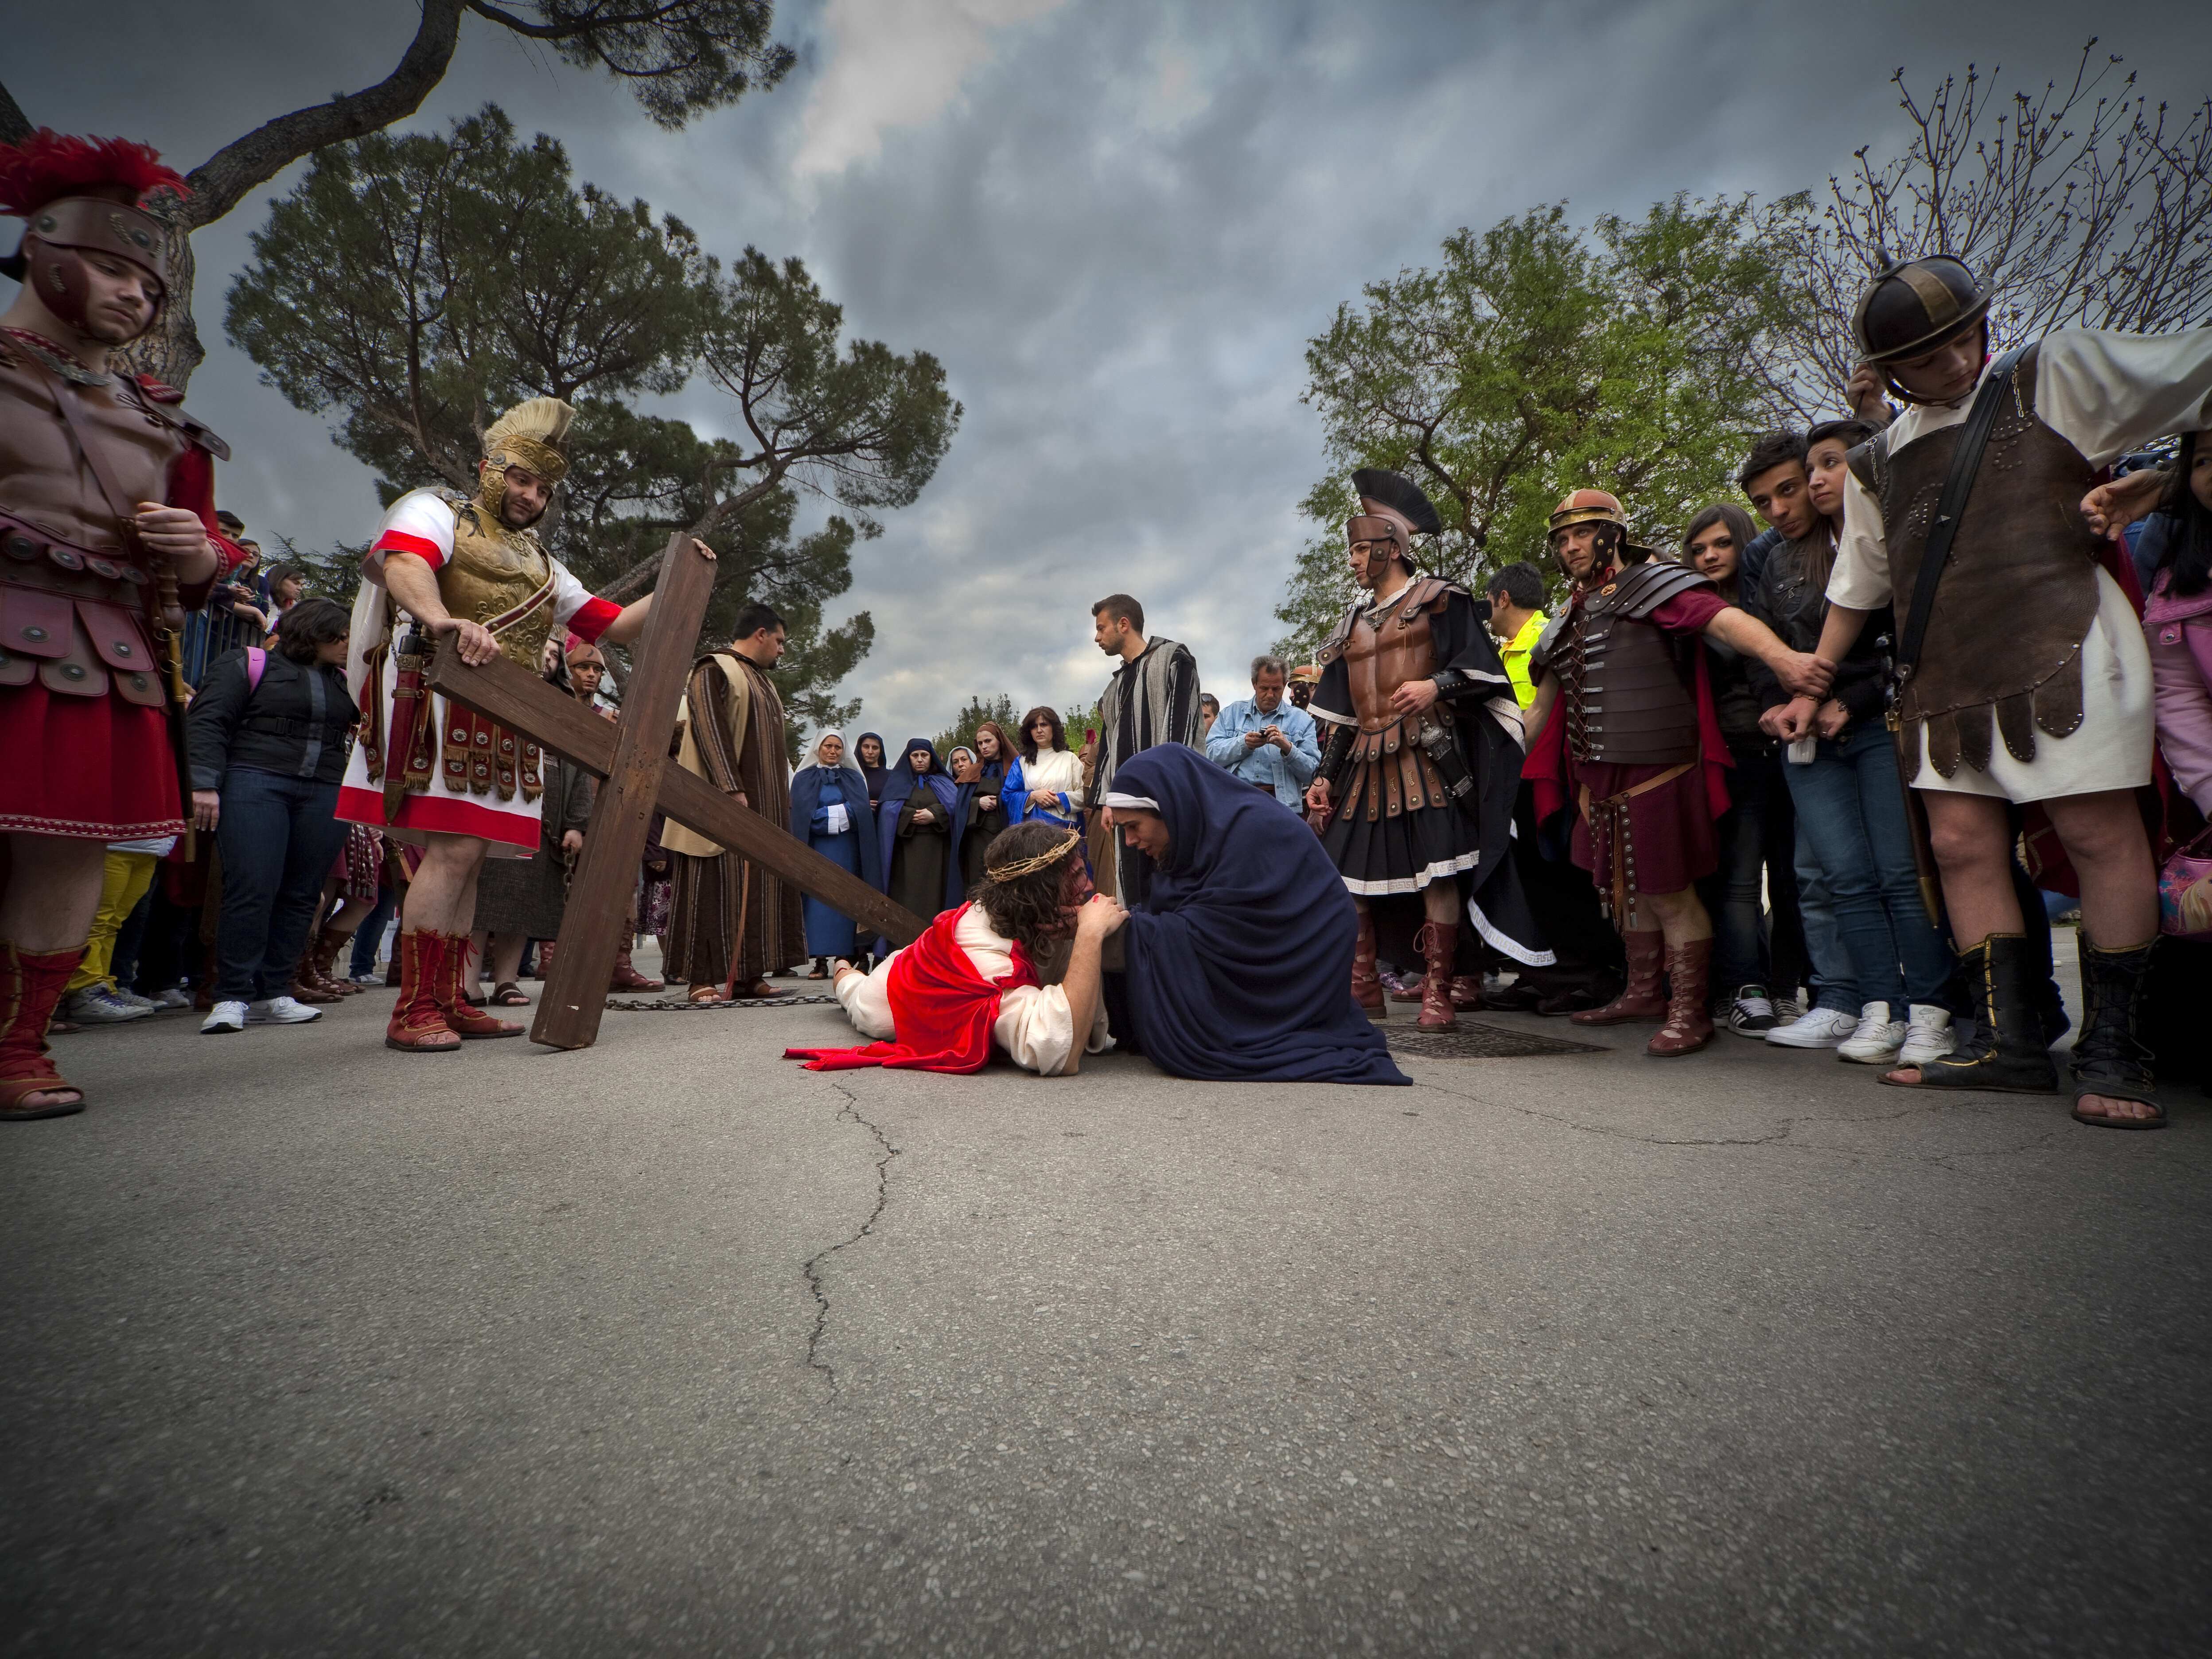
[
  {"xmin": 1846, "ymin": 343, "xmax": 2100, "ymax": 778},
  {"xmin": 1554, "ymin": 561, "xmax": 1711, "ymax": 766},
  {"xmin": 1315, "ymin": 576, "xmax": 1456, "ymax": 821},
  {"xmin": 0, "ymin": 330, "xmax": 223, "ymax": 706}
]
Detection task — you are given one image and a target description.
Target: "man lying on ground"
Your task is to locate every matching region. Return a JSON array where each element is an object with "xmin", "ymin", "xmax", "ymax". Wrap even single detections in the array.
[
  {"xmin": 785, "ymin": 821, "xmax": 1119, "ymax": 1076},
  {"xmin": 1102, "ymin": 744, "xmax": 1410, "ymax": 1085}
]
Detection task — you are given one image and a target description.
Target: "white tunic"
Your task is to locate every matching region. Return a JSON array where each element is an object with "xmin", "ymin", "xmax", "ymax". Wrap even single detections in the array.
[
  {"xmin": 1828, "ymin": 328, "xmax": 2212, "ymax": 802},
  {"xmin": 337, "ymin": 490, "xmax": 619, "ymax": 854},
  {"xmin": 833, "ymin": 904, "xmax": 1112, "ymax": 1076}
]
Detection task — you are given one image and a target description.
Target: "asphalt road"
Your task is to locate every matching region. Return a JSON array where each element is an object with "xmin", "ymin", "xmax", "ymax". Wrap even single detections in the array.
[{"xmin": 4, "ymin": 947, "xmax": 2207, "ymax": 1658}]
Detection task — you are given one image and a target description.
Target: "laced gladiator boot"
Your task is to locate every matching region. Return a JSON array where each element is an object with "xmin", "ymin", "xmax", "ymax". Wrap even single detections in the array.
[
  {"xmin": 434, "ymin": 933, "xmax": 525, "ymax": 1038},
  {"xmin": 1572, "ymin": 931, "xmax": 1667, "ymax": 1025},
  {"xmin": 609, "ymin": 939, "xmax": 664, "ymax": 992},
  {"xmin": 1350, "ymin": 912, "xmax": 1385, "ymax": 1017},
  {"xmin": 1449, "ymin": 974, "xmax": 1485, "ymax": 1013},
  {"xmin": 312, "ymin": 928, "xmax": 362, "ymax": 994},
  {"xmin": 1890, "ymin": 935, "xmax": 2057, "ymax": 1092},
  {"xmin": 0, "ymin": 941, "xmax": 88, "ymax": 1119},
  {"xmin": 2069, "ymin": 939, "xmax": 2164, "ymax": 1129},
  {"xmin": 288, "ymin": 941, "xmax": 339, "ymax": 1005},
  {"xmin": 384, "ymin": 931, "xmax": 461, "ymax": 1053},
  {"xmin": 1647, "ymin": 937, "xmax": 1715, "ymax": 1056},
  {"xmin": 1415, "ymin": 922, "xmax": 1459, "ymax": 1032}
]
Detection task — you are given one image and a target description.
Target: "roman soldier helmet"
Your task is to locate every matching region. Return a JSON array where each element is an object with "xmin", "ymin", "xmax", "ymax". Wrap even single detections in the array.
[
  {"xmin": 0, "ymin": 131, "xmax": 185, "ymax": 341},
  {"xmin": 477, "ymin": 395, "xmax": 576, "ymax": 520},
  {"xmin": 1851, "ymin": 256, "xmax": 1992, "ymax": 397},
  {"xmin": 1346, "ymin": 467, "xmax": 1441, "ymax": 583},
  {"xmin": 1548, "ymin": 488, "xmax": 1655, "ymax": 566}
]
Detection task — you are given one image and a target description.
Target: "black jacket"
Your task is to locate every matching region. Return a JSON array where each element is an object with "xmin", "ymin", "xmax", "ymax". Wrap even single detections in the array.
[
  {"xmin": 1743, "ymin": 533, "xmax": 1893, "ymax": 727},
  {"xmin": 186, "ymin": 646, "xmax": 358, "ymax": 789}
]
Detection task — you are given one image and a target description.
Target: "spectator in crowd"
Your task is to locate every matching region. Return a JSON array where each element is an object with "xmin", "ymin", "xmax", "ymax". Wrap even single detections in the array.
[
  {"xmin": 854, "ymin": 733, "xmax": 891, "ymax": 814},
  {"xmin": 877, "ymin": 738, "xmax": 964, "ymax": 944},
  {"xmin": 471, "ymin": 756, "xmax": 593, "ymax": 1010},
  {"xmin": 1682, "ymin": 497, "xmax": 1810, "ymax": 1039},
  {"xmin": 259, "ymin": 561, "xmax": 307, "ymax": 639},
  {"xmin": 58, "ymin": 833, "xmax": 175, "ymax": 1023},
  {"xmin": 1005, "ymin": 707, "xmax": 1085, "ymax": 833},
  {"xmin": 344, "ymin": 833, "xmax": 401, "ymax": 986},
  {"xmin": 956, "ymin": 721, "xmax": 1013, "ymax": 893},
  {"xmin": 1287, "ymin": 665, "xmax": 1320, "ymax": 711},
  {"xmin": 1199, "ymin": 693, "xmax": 1221, "ymax": 737},
  {"xmin": 793, "ymin": 731, "xmax": 883, "ymax": 977},
  {"xmin": 1206, "ymin": 654, "xmax": 1321, "ymax": 808},
  {"xmin": 181, "ymin": 538, "xmax": 267, "ymax": 686},
  {"xmin": 1740, "ymin": 425, "xmax": 1956, "ymax": 1067},
  {"xmin": 2116, "ymin": 428, "xmax": 2212, "ymax": 1090},
  {"xmin": 1485, "ymin": 561, "xmax": 1550, "ymax": 709},
  {"xmin": 183, "ymin": 598, "xmax": 359, "ymax": 1033}
]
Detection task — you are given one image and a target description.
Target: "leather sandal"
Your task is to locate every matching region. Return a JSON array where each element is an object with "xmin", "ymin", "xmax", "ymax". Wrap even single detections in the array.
[{"xmin": 489, "ymin": 981, "xmax": 531, "ymax": 1008}]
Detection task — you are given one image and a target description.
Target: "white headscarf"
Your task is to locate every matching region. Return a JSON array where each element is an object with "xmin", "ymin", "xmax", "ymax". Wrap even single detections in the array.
[{"xmin": 814, "ymin": 729, "xmax": 852, "ymax": 771}]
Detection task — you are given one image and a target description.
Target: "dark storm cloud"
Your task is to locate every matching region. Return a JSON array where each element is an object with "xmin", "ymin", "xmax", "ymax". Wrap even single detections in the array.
[{"xmin": 7, "ymin": 0, "xmax": 2205, "ymax": 733}]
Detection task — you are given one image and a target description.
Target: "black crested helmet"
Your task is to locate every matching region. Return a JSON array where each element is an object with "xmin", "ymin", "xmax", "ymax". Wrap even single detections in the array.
[{"xmin": 1346, "ymin": 468, "xmax": 1440, "ymax": 582}]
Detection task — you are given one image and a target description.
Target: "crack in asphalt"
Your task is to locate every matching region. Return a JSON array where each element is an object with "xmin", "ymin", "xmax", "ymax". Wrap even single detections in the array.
[{"xmin": 800, "ymin": 1078, "xmax": 900, "ymax": 1395}]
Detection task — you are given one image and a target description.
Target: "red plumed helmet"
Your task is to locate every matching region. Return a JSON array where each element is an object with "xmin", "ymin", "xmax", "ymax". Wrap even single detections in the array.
[{"xmin": 0, "ymin": 129, "xmax": 186, "ymax": 216}]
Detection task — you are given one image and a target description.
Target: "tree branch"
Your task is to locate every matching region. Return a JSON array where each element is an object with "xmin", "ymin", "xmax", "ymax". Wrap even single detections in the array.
[
  {"xmin": 0, "ymin": 78, "xmax": 31, "ymax": 146},
  {"xmin": 177, "ymin": 0, "xmax": 467, "ymax": 230}
]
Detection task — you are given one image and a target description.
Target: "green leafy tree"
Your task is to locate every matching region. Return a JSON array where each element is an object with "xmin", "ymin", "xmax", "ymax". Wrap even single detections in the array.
[
  {"xmin": 933, "ymin": 693, "xmax": 1021, "ymax": 760},
  {"xmin": 226, "ymin": 106, "xmax": 958, "ymax": 727},
  {"xmin": 0, "ymin": 0, "xmax": 792, "ymax": 389},
  {"xmin": 1278, "ymin": 196, "xmax": 1802, "ymax": 659}
]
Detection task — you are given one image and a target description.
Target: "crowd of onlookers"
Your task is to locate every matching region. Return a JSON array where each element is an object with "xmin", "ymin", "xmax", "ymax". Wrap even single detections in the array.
[{"xmin": 61, "ymin": 436, "xmax": 2212, "ymax": 1095}]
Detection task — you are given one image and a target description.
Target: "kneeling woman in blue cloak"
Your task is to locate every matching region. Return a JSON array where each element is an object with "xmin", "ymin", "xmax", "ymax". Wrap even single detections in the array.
[
  {"xmin": 790, "ymin": 731, "xmax": 882, "ymax": 977},
  {"xmin": 1101, "ymin": 744, "xmax": 1408, "ymax": 1085}
]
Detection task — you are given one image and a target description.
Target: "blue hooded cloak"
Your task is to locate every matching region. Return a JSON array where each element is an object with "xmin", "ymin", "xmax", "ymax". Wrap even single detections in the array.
[{"xmin": 1107, "ymin": 744, "xmax": 1408, "ymax": 1085}]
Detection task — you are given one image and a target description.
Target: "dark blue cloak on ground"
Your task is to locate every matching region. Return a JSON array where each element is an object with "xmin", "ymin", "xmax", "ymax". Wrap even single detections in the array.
[{"xmin": 1108, "ymin": 745, "xmax": 1408, "ymax": 1085}]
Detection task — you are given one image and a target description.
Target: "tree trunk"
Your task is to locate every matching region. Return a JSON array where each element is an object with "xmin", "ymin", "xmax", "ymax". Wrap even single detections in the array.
[{"xmin": 116, "ymin": 201, "xmax": 204, "ymax": 388}]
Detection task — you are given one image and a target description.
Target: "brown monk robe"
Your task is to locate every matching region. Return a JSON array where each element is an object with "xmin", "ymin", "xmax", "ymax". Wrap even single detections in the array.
[{"xmin": 662, "ymin": 609, "xmax": 802, "ymax": 1000}]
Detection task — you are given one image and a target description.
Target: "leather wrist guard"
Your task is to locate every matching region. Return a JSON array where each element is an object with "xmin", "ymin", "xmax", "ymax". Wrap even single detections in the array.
[
  {"xmin": 1316, "ymin": 723, "xmax": 1355, "ymax": 791},
  {"xmin": 1429, "ymin": 668, "xmax": 1474, "ymax": 700}
]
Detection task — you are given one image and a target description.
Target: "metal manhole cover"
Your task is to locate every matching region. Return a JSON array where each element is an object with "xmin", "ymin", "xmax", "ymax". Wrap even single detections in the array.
[{"xmin": 1383, "ymin": 1021, "xmax": 1604, "ymax": 1059}]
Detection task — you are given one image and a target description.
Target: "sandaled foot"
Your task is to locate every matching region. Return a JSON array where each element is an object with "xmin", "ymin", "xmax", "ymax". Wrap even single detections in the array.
[
  {"xmin": 2072, "ymin": 1090, "xmax": 2166, "ymax": 1130},
  {"xmin": 489, "ymin": 982, "xmax": 531, "ymax": 1007},
  {"xmin": 687, "ymin": 985, "xmax": 732, "ymax": 1005},
  {"xmin": 738, "ymin": 979, "xmax": 788, "ymax": 998},
  {"xmin": 2, "ymin": 1079, "xmax": 86, "ymax": 1119}
]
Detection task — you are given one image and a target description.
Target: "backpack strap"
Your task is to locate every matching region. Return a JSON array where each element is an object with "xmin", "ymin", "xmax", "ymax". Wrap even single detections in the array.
[{"xmin": 244, "ymin": 646, "xmax": 266, "ymax": 694}]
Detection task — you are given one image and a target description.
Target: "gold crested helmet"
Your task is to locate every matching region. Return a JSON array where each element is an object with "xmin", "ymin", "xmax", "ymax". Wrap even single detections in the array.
[{"xmin": 478, "ymin": 396, "xmax": 575, "ymax": 517}]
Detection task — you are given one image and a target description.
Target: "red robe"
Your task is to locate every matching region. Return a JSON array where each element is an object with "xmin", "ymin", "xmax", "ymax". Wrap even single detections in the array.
[{"xmin": 784, "ymin": 903, "xmax": 1043, "ymax": 1073}]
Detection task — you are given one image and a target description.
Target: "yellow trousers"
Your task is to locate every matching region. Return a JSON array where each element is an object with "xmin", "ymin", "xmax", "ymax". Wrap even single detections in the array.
[{"xmin": 66, "ymin": 851, "xmax": 159, "ymax": 995}]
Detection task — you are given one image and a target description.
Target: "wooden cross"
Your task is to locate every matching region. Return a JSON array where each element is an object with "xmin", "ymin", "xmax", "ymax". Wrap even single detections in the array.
[{"xmin": 424, "ymin": 531, "xmax": 927, "ymax": 1050}]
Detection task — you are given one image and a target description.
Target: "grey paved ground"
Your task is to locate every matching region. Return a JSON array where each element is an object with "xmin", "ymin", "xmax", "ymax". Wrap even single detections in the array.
[{"xmin": 4, "ymin": 940, "xmax": 2208, "ymax": 1659}]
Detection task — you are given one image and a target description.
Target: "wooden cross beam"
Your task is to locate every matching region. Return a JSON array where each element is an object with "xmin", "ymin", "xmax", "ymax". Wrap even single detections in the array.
[{"xmin": 424, "ymin": 531, "xmax": 927, "ymax": 1050}]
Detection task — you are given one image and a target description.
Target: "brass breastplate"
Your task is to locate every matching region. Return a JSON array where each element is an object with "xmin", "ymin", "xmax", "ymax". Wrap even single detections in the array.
[{"xmin": 437, "ymin": 497, "xmax": 558, "ymax": 671}]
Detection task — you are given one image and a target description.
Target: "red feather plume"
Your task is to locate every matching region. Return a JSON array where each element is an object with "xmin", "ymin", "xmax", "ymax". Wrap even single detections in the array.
[{"xmin": 0, "ymin": 129, "xmax": 188, "ymax": 216}]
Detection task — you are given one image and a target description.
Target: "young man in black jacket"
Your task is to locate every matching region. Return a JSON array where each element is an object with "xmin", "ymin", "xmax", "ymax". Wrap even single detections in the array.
[
  {"xmin": 183, "ymin": 597, "xmax": 360, "ymax": 1033},
  {"xmin": 1740, "ymin": 425, "xmax": 1957, "ymax": 1069}
]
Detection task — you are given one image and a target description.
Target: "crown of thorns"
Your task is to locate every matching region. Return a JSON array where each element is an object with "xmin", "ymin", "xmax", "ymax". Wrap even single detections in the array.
[{"xmin": 984, "ymin": 831, "xmax": 1085, "ymax": 881}]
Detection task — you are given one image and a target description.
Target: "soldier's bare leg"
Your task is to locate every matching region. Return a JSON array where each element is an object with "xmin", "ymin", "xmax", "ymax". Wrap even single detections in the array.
[
  {"xmin": 0, "ymin": 833, "xmax": 106, "ymax": 951},
  {"xmin": 401, "ymin": 833, "xmax": 492, "ymax": 937}
]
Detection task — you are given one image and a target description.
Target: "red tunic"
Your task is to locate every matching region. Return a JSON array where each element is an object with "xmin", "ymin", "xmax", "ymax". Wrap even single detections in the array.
[{"xmin": 782, "ymin": 903, "xmax": 1042, "ymax": 1073}]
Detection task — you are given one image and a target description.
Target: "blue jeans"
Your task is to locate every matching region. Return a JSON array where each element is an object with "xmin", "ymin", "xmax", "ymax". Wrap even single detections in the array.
[
  {"xmin": 1781, "ymin": 724, "xmax": 1953, "ymax": 1011},
  {"xmin": 1793, "ymin": 841, "xmax": 1851, "ymax": 1013},
  {"xmin": 347, "ymin": 885, "xmax": 399, "ymax": 978},
  {"xmin": 213, "ymin": 769, "xmax": 347, "ymax": 1002}
]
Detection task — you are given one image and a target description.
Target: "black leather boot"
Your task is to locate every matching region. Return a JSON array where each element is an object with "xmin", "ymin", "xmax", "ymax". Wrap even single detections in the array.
[
  {"xmin": 2069, "ymin": 939, "xmax": 2165, "ymax": 1128},
  {"xmin": 1898, "ymin": 934, "xmax": 2058, "ymax": 1093}
]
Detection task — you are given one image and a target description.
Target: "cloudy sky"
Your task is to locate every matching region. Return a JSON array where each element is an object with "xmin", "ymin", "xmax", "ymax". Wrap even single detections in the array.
[{"xmin": 9, "ymin": 0, "xmax": 2205, "ymax": 738}]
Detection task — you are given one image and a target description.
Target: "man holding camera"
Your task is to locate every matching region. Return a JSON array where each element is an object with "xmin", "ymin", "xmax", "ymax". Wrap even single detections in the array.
[{"xmin": 1205, "ymin": 654, "xmax": 1322, "ymax": 807}]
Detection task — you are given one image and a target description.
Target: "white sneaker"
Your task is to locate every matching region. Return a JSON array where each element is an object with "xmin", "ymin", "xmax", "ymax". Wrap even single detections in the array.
[
  {"xmin": 248, "ymin": 996, "xmax": 323, "ymax": 1025},
  {"xmin": 152, "ymin": 986, "xmax": 192, "ymax": 1009},
  {"xmin": 1897, "ymin": 1003, "xmax": 1956, "ymax": 1067},
  {"xmin": 1765, "ymin": 1005, "xmax": 1861, "ymax": 1048},
  {"xmin": 111, "ymin": 986, "xmax": 158, "ymax": 1012},
  {"xmin": 66, "ymin": 985, "xmax": 152, "ymax": 1023},
  {"xmin": 201, "ymin": 1000, "xmax": 248, "ymax": 1034},
  {"xmin": 1836, "ymin": 1001, "xmax": 1909, "ymax": 1063}
]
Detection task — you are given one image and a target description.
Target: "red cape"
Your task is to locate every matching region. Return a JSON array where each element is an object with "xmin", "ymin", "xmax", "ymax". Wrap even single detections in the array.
[{"xmin": 784, "ymin": 903, "xmax": 1042, "ymax": 1073}]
